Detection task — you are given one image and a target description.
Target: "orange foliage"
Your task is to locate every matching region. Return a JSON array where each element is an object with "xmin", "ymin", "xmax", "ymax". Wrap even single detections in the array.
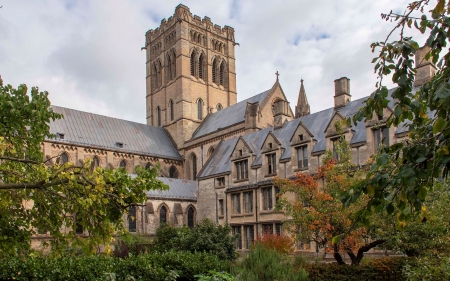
[{"xmin": 254, "ymin": 233, "xmax": 294, "ymax": 255}]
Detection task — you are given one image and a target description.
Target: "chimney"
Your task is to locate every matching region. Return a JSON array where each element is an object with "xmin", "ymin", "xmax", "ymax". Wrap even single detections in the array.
[
  {"xmin": 414, "ymin": 46, "xmax": 436, "ymax": 87},
  {"xmin": 334, "ymin": 77, "xmax": 351, "ymax": 108}
]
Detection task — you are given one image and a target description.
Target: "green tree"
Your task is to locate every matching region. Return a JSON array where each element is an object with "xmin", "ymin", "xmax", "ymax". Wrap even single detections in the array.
[
  {"xmin": 0, "ymin": 78, "xmax": 167, "ymax": 256},
  {"xmin": 344, "ymin": 0, "xmax": 450, "ymax": 223}
]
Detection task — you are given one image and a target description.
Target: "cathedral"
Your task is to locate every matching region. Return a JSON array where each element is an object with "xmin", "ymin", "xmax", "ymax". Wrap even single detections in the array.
[{"xmin": 35, "ymin": 5, "xmax": 435, "ymax": 252}]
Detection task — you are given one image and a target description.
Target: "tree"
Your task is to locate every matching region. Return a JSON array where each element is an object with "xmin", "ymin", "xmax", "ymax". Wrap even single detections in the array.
[
  {"xmin": 276, "ymin": 137, "xmax": 386, "ymax": 265},
  {"xmin": 344, "ymin": 0, "xmax": 450, "ymax": 223},
  {"xmin": 0, "ymin": 78, "xmax": 167, "ymax": 256}
]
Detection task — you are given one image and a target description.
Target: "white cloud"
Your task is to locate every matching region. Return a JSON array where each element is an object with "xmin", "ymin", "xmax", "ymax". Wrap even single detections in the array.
[{"xmin": 0, "ymin": 0, "xmax": 428, "ymax": 123}]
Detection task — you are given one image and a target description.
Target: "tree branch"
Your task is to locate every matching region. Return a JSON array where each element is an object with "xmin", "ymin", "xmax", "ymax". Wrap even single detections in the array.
[{"xmin": 0, "ymin": 156, "xmax": 40, "ymax": 164}]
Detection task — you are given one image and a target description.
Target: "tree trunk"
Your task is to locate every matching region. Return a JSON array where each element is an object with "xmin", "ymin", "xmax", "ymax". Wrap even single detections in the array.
[
  {"xmin": 349, "ymin": 239, "xmax": 386, "ymax": 265},
  {"xmin": 333, "ymin": 244, "xmax": 346, "ymax": 265}
]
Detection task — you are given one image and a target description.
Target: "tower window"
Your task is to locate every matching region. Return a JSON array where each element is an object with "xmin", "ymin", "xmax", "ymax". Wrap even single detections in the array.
[
  {"xmin": 192, "ymin": 154, "xmax": 197, "ymax": 180},
  {"xmin": 197, "ymin": 99, "xmax": 204, "ymax": 120},
  {"xmin": 219, "ymin": 61, "xmax": 225, "ymax": 86},
  {"xmin": 169, "ymin": 99, "xmax": 174, "ymax": 121},
  {"xmin": 198, "ymin": 53, "xmax": 205, "ymax": 80},
  {"xmin": 212, "ymin": 59, "xmax": 217, "ymax": 83},
  {"xmin": 156, "ymin": 106, "xmax": 161, "ymax": 126},
  {"xmin": 190, "ymin": 51, "xmax": 196, "ymax": 77}
]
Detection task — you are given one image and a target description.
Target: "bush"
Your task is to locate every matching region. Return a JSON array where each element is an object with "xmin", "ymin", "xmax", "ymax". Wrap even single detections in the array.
[
  {"xmin": 303, "ymin": 257, "xmax": 410, "ymax": 281},
  {"xmin": 0, "ymin": 251, "xmax": 231, "ymax": 281},
  {"xmin": 238, "ymin": 243, "xmax": 308, "ymax": 281},
  {"xmin": 403, "ymin": 256, "xmax": 450, "ymax": 281},
  {"xmin": 153, "ymin": 219, "xmax": 237, "ymax": 261},
  {"xmin": 254, "ymin": 233, "xmax": 293, "ymax": 254}
]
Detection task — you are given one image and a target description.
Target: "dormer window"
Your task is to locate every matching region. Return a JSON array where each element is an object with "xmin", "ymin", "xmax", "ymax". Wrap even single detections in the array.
[
  {"xmin": 268, "ymin": 143, "xmax": 272, "ymax": 149},
  {"xmin": 267, "ymin": 153, "xmax": 277, "ymax": 175},
  {"xmin": 239, "ymin": 149, "xmax": 243, "ymax": 156},
  {"xmin": 299, "ymin": 134, "xmax": 304, "ymax": 141},
  {"xmin": 57, "ymin": 133, "xmax": 65, "ymax": 140},
  {"xmin": 116, "ymin": 142, "xmax": 124, "ymax": 148},
  {"xmin": 374, "ymin": 127, "xmax": 389, "ymax": 152},
  {"xmin": 235, "ymin": 159, "xmax": 248, "ymax": 180},
  {"xmin": 297, "ymin": 146, "xmax": 308, "ymax": 169},
  {"xmin": 217, "ymin": 177, "xmax": 225, "ymax": 186}
]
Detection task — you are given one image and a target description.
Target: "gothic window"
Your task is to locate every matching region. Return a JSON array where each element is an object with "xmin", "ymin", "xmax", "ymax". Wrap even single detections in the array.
[
  {"xmin": 58, "ymin": 152, "xmax": 69, "ymax": 165},
  {"xmin": 119, "ymin": 160, "xmax": 127, "ymax": 169},
  {"xmin": 244, "ymin": 191, "xmax": 253, "ymax": 213},
  {"xmin": 198, "ymin": 53, "xmax": 205, "ymax": 80},
  {"xmin": 262, "ymin": 186, "xmax": 273, "ymax": 210},
  {"xmin": 166, "ymin": 54, "xmax": 172, "ymax": 83},
  {"xmin": 197, "ymin": 98, "xmax": 204, "ymax": 120},
  {"xmin": 219, "ymin": 61, "xmax": 225, "ymax": 86},
  {"xmin": 244, "ymin": 225, "xmax": 254, "ymax": 249},
  {"xmin": 216, "ymin": 103, "xmax": 223, "ymax": 111},
  {"xmin": 171, "ymin": 50, "xmax": 176, "ymax": 79},
  {"xmin": 207, "ymin": 146, "xmax": 215, "ymax": 158},
  {"xmin": 192, "ymin": 154, "xmax": 197, "ymax": 180},
  {"xmin": 169, "ymin": 165, "xmax": 178, "ymax": 178},
  {"xmin": 160, "ymin": 205, "xmax": 167, "ymax": 224},
  {"xmin": 157, "ymin": 60, "xmax": 162, "ymax": 88},
  {"xmin": 267, "ymin": 153, "xmax": 277, "ymax": 175},
  {"xmin": 128, "ymin": 206, "xmax": 137, "ymax": 232},
  {"xmin": 235, "ymin": 159, "xmax": 248, "ymax": 180},
  {"xmin": 156, "ymin": 106, "xmax": 161, "ymax": 126},
  {"xmin": 91, "ymin": 156, "xmax": 100, "ymax": 170},
  {"xmin": 374, "ymin": 127, "xmax": 389, "ymax": 152},
  {"xmin": 152, "ymin": 63, "xmax": 157, "ymax": 92},
  {"xmin": 232, "ymin": 193, "xmax": 241, "ymax": 214},
  {"xmin": 169, "ymin": 99, "xmax": 174, "ymax": 121},
  {"xmin": 187, "ymin": 206, "xmax": 195, "ymax": 229},
  {"xmin": 263, "ymin": 224, "xmax": 273, "ymax": 235},
  {"xmin": 232, "ymin": 226, "xmax": 242, "ymax": 249},
  {"xmin": 190, "ymin": 51, "xmax": 196, "ymax": 77},
  {"xmin": 212, "ymin": 59, "xmax": 217, "ymax": 83},
  {"xmin": 296, "ymin": 146, "xmax": 308, "ymax": 169}
]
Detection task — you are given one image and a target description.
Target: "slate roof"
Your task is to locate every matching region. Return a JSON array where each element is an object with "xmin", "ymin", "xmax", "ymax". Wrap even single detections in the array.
[
  {"xmin": 145, "ymin": 177, "xmax": 197, "ymax": 200},
  {"xmin": 48, "ymin": 106, "xmax": 182, "ymax": 161},
  {"xmin": 191, "ymin": 89, "xmax": 271, "ymax": 139},
  {"xmin": 198, "ymin": 92, "xmax": 399, "ymax": 179}
]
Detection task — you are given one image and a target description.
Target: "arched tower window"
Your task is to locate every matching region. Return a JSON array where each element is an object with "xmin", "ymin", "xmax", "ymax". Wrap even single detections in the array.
[
  {"xmin": 157, "ymin": 60, "xmax": 162, "ymax": 88},
  {"xmin": 169, "ymin": 100, "xmax": 174, "ymax": 121},
  {"xmin": 160, "ymin": 205, "xmax": 167, "ymax": 224},
  {"xmin": 198, "ymin": 53, "xmax": 205, "ymax": 80},
  {"xmin": 170, "ymin": 49, "xmax": 176, "ymax": 80},
  {"xmin": 58, "ymin": 152, "xmax": 69, "ymax": 165},
  {"xmin": 166, "ymin": 54, "xmax": 172, "ymax": 82},
  {"xmin": 119, "ymin": 160, "xmax": 127, "ymax": 169},
  {"xmin": 152, "ymin": 63, "xmax": 157, "ymax": 92},
  {"xmin": 156, "ymin": 106, "xmax": 161, "ymax": 126},
  {"xmin": 212, "ymin": 59, "xmax": 217, "ymax": 83},
  {"xmin": 197, "ymin": 99, "xmax": 204, "ymax": 120},
  {"xmin": 91, "ymin": 156, "xmax": 100, "ymax": 170},
  {"xmin": 188, "ymin": 206, "xmax": 195, "ymax": 228},
  {"xmin": 216, "ymin": 103, "xmax": 223, "ymax": 111},
  {"xmin": 128, "ymin": 206, "xmax": 137, "ymax": 232},
  {"xmin": 192, "ymin": 154, "xmax": 197, "ymax": 180},
  {"xmin": 169, "ymin": 165, "xmax": 178, "ymax": 178},
  {"xmin": 219, "ymin": 61, "xmax": 226, "ymax": 86},
  {"xmin": 190, "ymin": 51, "xmax": 196, "ymax": 77}
]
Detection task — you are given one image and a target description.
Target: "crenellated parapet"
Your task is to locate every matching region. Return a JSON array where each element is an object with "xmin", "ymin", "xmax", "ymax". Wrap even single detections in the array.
[{"xmin": 145, "ymin": 4, "xmax": 235, "ymax": 47}]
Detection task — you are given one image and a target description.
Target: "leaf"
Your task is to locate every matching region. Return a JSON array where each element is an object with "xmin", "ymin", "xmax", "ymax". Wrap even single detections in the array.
[
  {"xmin": 434, "ymin": 0, "xmax": 445, "ymax": 15},
  {"xmin": 433, "ymin": 117, "xmax": 447, "ymax": 134},
  {"xmin": 332, "ymin": 235, "xmax": 341, "ymax": 245},
  {"xmin": 377, "ymin": 153, "xmax": 389, "ymax": 166}
]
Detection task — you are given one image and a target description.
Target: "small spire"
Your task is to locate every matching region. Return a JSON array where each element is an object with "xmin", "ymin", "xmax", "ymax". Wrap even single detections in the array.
[
  {"xmin": 275, "ymin": 70, "xmax": 280, "ymax": 81},
  {"xmin": 295, "ymin": 78, "xmax": 310, "ymax": 118}
]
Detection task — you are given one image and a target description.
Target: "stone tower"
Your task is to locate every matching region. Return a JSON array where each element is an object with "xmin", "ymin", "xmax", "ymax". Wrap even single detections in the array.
[
  {"xmin": 295, "ymin": 79, "xmax": 310, "ymax": 118},
  {"xmin": 144, "ymin": 5, "xmax": 237, "ymax": 149}
]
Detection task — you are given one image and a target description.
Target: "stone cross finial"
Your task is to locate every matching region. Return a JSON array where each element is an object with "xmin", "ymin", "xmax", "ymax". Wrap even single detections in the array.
[{"xmin": 275, "ymin": 71, "xmax": 280, "ymax": 80}]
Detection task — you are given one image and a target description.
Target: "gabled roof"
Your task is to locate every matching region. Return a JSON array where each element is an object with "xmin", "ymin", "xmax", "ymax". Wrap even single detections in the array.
[
  {"xmin": 48, "ymin": 106, "xmax": 182, "ymax": 161},
  {"xmin": 145, "ymin": 177, "xmax": 197, "ymax": 200},
  {"xmin": 191, "ymin": 89, "xmax": 271, "ymax": 139}
]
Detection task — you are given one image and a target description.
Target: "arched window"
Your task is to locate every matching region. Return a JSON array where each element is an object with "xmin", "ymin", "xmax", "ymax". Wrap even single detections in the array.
[
  {"xmin": 160, "ymin": 205, "xmax": 167, "ymax": 224},
  {"xmin": 188, "ymin": 206, "xmax": 195, "ymax": 229},
  {"xmin": 58, "ymin": 152, "xmax": 69, "ymax": 165},
  {"xmin": 152, "ymin": 63, "xmax": 157, "ymax": 92},
  {"xmin": 91, "ymin": 156, "xmax": 100, "ymax": 170},
  {"xmin": 145, "ymin": 162, "xmax": 153, "ymax": 170},
  {"xmin": 192, "ymin": 154, "xmax": 197, "ymax": 180},
  {"xmin": 216, "ymin": 103, "xmax": 223, "ymax": 111},
  {"xmin": 219, "ymin": 61, "xmax": 225, "ymax": 86},
  {"xmin": 169, "ymin": 99, "xmax": 174, "ymax": 121},
  {"xmin": 190, "ymin": 51, "xmax": 196, "ymax": 77},
  {"xmin": 128, "ymin": 206, "xmax": 137, "ymax": 232},
  {"xmin": 166, "ymin": 54, "xmax": 172, "ymax": 82},
  {"xmin": 212, "ymin": 59, "xmax": 217, "ymax": 83},
  {"xmin": 169, "ymin": 165, "xmax": 178, "ymax": 178},
  {"xmin": 170, "ymin": 50, "xmax": 176, "ymax": 79},
  {"xmin": 119, "ymin": 160, "xmax": 127, "ymax": 169},
  {"xmin": 156, "ymin": 106, "xmax": 161, "ymax": 126},
  {"xmin": 157, "ymin": 61, "xmax": 162, "ymax": 88},
  {"xmin": 207, "ymin": 146, "xmax": 215, "ymax": 158},
  {"xmin": 197, "ymin": 99, "xmax": 203, "ymax": 120},
  {"xmin": 198, "ymin": 53, "xmax": 205, "ymax": 80}
]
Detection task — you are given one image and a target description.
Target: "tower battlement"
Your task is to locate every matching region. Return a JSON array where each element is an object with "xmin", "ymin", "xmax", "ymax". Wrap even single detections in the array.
[{"xmin": 145, "ymin": 4, "xmax": 235, "ymax": 47}]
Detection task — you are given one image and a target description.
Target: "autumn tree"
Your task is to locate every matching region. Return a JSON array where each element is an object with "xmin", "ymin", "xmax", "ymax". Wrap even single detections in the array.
[
  {"xmin": 276, "ymin": 137, "xmax": 385, "ymax": 265},
  {"xmin": 344, "ymin": 0, "xmax": 450, "ymax": 223},
  {"xmin": 0, "ymin": 78, "xmax": 167, "ymax": 256}
]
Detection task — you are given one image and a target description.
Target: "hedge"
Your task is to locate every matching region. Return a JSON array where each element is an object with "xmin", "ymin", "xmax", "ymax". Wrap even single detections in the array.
[
  {"xmin": 303, "ymin": 257, "xmax": 412, "ymax": 281},
  {"xmin": 0, "ymin": 251, "xmax": 232, "ymax": 281}
]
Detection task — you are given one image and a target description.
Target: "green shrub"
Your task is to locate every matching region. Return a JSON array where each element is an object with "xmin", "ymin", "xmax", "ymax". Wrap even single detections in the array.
[
  {"xmin": 238, "ymin": 243, "xmax": 308, "ymax": 281},
  {"xmin": 403, "ymin": 256, "xmax": 450, "ymax": 281},
  {"xmin": 303, "ymin": 257, "xmax": 410, "ymax": 281},
  {"xmin": 0, "ymin": 251, "xmax": 231, "ymax": 281},
  {"xmin": 153, "ymin": 219, "xmax": 237, "ymax": 261}
]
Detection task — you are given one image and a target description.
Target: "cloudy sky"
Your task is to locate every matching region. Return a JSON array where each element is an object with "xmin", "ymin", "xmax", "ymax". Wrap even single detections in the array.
[{"xmin": 0, "ymin": 0, "xmax": 427, "ymax": 123}]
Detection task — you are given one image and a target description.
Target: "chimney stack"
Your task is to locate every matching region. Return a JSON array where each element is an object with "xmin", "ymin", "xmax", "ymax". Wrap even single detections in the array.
[
  {"xmin": 334, "ymin": 77, "xmax": 351, "ymax": 108},
  {"xmin": 414, "ymin": 46, "xmax": 436, "ymax": 87}
]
